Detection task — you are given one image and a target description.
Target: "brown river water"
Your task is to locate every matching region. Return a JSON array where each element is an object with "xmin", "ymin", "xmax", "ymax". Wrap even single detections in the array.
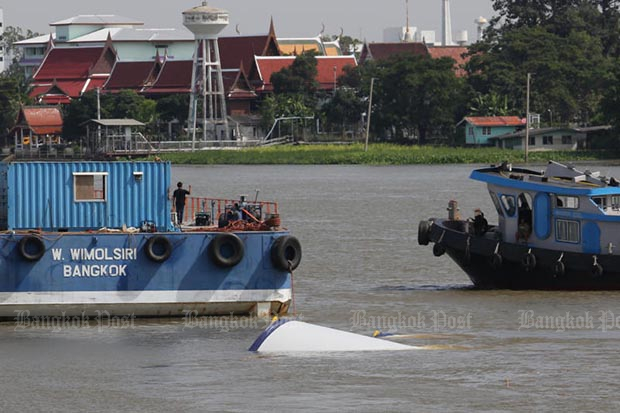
[{"xmin": 2, "ymin": 163, "xmax": 620, "ymax": 412}]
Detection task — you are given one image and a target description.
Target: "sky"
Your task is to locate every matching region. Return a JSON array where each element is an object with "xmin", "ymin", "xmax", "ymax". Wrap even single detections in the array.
[{"xmin": 1, "ymin": 0, "xmax": 494, "ymax": 43}]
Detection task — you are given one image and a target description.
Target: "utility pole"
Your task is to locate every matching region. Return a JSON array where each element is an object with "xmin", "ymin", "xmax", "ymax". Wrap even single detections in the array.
[
  {"xmin": 365, "ymin": 77, "xmax": 375, "ymax": 152},
  {"xmin": 525, "ymin": 73, "xmax": 531, "ymax": 163}
]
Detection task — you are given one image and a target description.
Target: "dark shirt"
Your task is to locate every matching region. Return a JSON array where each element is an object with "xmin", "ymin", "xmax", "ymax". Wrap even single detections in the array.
[
  {"xmin": 173, "ymin": 188, "xmax": 190, "ymax": 207},
  {"xmin": 473, "ymin": 214, "xmax": 488, "ymax": 236}
]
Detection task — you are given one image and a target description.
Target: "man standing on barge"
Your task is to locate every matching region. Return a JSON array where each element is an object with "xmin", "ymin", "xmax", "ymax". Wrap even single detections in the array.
[{"xmin": 172, "ymin": 182, "xmax": 191, "ymax": 225}]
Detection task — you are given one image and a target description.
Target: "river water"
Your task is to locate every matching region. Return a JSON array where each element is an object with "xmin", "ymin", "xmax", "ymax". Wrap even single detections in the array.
[{"xmin": 3, "ymin": 163, "xmax": 620, "ymax": 412}]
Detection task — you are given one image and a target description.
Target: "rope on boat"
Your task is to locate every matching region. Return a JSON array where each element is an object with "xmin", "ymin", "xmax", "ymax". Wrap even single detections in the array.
[
  {"xmin": 437, "ymin": 230, "xmax": 445, "ymax": 244},
  {"xmin": 288, "ymin": 260, "xmax": 296, "ymax": 316}
]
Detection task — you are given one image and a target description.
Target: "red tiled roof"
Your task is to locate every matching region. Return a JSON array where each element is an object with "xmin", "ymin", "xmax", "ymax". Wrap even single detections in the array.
[
  {"xmin": 33, "ymin": 47, "xmax": 106, "ymax": 80},
  {"xmin": 255, "ymin": 56, "xmax": 357, "ymax": 91},
  {"xmin": 18, "ymin": 107, "xmax": 63, "ymax": 135},
  {"xmin": 144, "ymin": 60, "xmax": 192, "ymax": 94},
  {"xmin": 53, "ymin": 80, "xmax": 88, "ymax": 97},
  {"xmin": 105, "ymin": 61, "xmax": 157, "ymax": 91},
  {"xmin": 360, "ymin": 42, "xmax": 428, "ymax": 63},
  {"xmin": 224, "ymin": 69, "xmax": 257, "ymax": 100},
  {"xmin": 219, "ymin": 35, "xmax": 278, "ymax": 72},
  {"xmin": 427, "ymin": 46, "xmax": 470, "ymax": 77},
  {"xmin": 464, "ymin": 116, "xmax": 524, "ymax": 127}
]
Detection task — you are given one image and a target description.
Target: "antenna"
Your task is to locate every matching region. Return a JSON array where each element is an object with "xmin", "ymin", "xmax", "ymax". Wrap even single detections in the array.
[{"xmin": 403, "ymin": 0, "xmax": 413, "ymax": 42}]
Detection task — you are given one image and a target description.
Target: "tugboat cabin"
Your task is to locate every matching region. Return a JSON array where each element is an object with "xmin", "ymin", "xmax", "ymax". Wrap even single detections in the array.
[{"xmin": 471, "ymin": 161, "xmax": 620, "ymax": 255}]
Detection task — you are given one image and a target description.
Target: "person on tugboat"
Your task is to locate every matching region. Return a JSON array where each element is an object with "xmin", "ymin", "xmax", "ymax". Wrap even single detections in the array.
[{"xmin": 473, "ymin": 208, "xmax": 488, "ymax": 236}]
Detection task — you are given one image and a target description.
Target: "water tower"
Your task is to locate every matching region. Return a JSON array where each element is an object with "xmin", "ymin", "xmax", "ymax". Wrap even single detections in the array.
[
  {"xmin": 475, "ymin": 16, "xmax": 488, "ymax": 42},
  {"xmin": 183, "ymin": 2, "xmax": 229, "ymax": 147}
]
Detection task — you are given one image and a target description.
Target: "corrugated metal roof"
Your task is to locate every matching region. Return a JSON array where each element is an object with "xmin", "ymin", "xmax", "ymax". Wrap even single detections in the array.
[
  {"xmin": 89, "ymin": 119, "xmax": 145, "ymax": 127},
  {"xmin": 51, "ymin": 15, "xmax": 144, "ymax": 26},
  {"xmin": 464, "ymin": 116, "xmax": 524, "ymax": 127}
]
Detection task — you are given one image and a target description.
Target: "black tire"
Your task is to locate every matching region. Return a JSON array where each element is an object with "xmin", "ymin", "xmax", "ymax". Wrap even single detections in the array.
[
  {"xmin": 19, "ymin": 235, "xmax": 45, "ymax": 261},
  {"xmin": 418, "ymin": 220, "xmax": 431, "ymax": 245},
  {"xmin": 553, "ymin": 261, "xmax": 566, "ymax": 278},
  {"xmin": 432, "ymin": 243, "xmax": 446, "ymax": 257},
  {"xmin": 144, "ymin": 235, "xmax": 172, "ymax": 263},
  {"xmin": 592, "ymin": 263, "xmax": 604, "ymax": 278},
  {"xmin": 271, "ymin": 235, "xmax": 302, "ymax": 271},
  {"xmin": 521, "ymin": 252, "xmax": 537, "ymax": 272},
  {"xmin": 209, "ymin": 233, "xmax": 244, "ymax": 267},
  {"xmin": 490, "ymin": 253, "xmax": 503, "ymax": 270}
]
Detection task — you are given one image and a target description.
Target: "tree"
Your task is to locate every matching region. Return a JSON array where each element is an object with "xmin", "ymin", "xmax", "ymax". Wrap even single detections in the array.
[
  {"xmin": 270, "ymin": 52, "xmax": 319, "ymax": 98},
  {"xmin": 320, "ymin": 88, "xmax": 365, "ymax": 135},
  {"xmin": 371, "ymin": 54, "xmax": 464, "ymax": 144},
  {"xmin": 62, "ymin": 90, "xmax": 99, "ymax": 139},
  {"xmin": 1, "ymin": 26, "xmax": 41, "ymax": 65},
  {"xmin": 468, "ymin": 1, "xmax": 614, "ymax": 126}
]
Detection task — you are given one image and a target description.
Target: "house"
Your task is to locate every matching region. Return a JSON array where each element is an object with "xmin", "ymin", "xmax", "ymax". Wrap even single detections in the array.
[
  {"xmin": 14, "ymin": 15, "xmax": 193, "ymax": 78},
  {"xmin": 277, "ymin": 36, "xmax": 342, "ymax": 56},
  {"xmin": 359, "ymin": 41, "xmax": 469, "ymax": 76},
  {"xmin": 458, "ymin": 116, "xmax": 525, "ymax": 145},
  {"xmin": 489, "ymin": 126, "xmax": 612, "ymax": 151},
  {"xmin": 10, "ymin": 106, "xmax": 63, "ymax": 147},
  {"xmin": 359, "ymin": 42, "xmax": 428, "ymax": 64},
  {"xmin": 29, "ymin": 36, "xmax": 117, "ymax": 104},
  {"xmin": 251, "ymin": 55, "xmax": 357, "ymax": 92}
]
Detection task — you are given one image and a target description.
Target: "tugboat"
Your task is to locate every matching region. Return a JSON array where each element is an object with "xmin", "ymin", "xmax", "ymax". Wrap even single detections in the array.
[
  {"xmin": 418, "ymin": 161, "xmax": 620, "ymax": 290},
  {"xmin": 0, "ymin": 156, "xmax": 301, "ymax": 318}
]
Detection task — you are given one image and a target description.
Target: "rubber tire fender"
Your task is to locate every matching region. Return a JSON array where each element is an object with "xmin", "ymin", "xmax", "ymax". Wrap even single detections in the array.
[
  {"xmin": 271, "ymin": 235, "xmax": 302, "ymax": 271},
  {"xmin": 418, "ymin": 220, "xmax": 431, "ymax": 246},
  {"xmin": 592, "ymin": 263, "xmax": 604, "ymax": 278},
  {"xmin": 209, "ymin": 233, "xmax": 245, "ymax": 268},
  {"xmin": 490, "ymin": 253, "xmax": 503, "ymax": 270},
  {"xmin": 553, "ymin": 261, "xmax": 566, "ymax": 278},
  {"xmin": 521, "ymin": 252, "xmax": 537, "ymax": 272},
  {"xmin": 432, "ymin": 243, "xmax": 446, "ymax": 257},
  {"xmin": 19, "ymin": 235, "xmax": 45, "ymax": 261},
  {"xmin": 144, "ymin": 235, "xmax": 172, "ymax": 263}
]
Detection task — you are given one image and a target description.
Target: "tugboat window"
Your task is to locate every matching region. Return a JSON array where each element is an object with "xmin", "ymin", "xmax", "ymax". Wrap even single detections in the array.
[
  {"xmin": 556, "ymin": 219, "xmax": 580, "ymax": 243},
  {"xmin": 592, "ymin": 197, "xmax": 607, "ymax": 210},
  {"xmin": 500, "ymin": 194, "xmax": 516, "ymax": 216},
  {"xmin": 73, "ymin": 172, "xmax": 107, "ymax": 202},
  {"xmin": 556, "ymin": 195, "xmax": 579, "ymax": 209},
  {"xmin": 490, "ymin": 192, "xmax": 504, "ymax": 216}
]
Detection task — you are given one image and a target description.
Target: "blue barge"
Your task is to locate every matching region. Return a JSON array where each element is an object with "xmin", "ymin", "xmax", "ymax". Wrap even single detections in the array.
[
  {"xmin": 0, "ymin": 159, "xmax": 301, "ymax": 318},
  {"xmin": 419, "ymin": 161, "xmax": 620, "ymax": 289}
]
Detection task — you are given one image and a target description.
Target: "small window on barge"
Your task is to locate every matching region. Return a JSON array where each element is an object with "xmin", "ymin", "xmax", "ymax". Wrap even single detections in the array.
[{"xmin": 73, "ymin": 172, "xmax": 107, "ymax": 202}]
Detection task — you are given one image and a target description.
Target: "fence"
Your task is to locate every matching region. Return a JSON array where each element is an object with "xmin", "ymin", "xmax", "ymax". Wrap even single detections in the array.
[{"xmin": 175, "ymin": 196, "xmax": 279, "ymax": 225}]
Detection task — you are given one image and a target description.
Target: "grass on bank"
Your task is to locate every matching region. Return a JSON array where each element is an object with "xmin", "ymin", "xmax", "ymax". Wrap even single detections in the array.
[{"xmin": 151, "ymin": 143, "xmax": 620, "ymax": 165}]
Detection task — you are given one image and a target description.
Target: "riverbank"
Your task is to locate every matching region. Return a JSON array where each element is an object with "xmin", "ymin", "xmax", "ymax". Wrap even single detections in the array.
[{"xmin": 152, "ymin": 144, "xmax": 620, "ymax": 165}]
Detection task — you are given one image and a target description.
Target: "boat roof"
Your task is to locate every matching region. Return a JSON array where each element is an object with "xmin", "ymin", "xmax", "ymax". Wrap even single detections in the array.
[{"xmin": 470, "ymin": 161, "xmax": 620, "ymax": 196}]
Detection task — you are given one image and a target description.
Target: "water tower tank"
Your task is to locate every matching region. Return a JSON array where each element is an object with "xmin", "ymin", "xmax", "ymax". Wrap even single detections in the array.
[
  {"xmin": 455, "ymin": 30, "xmax": 468, "ymax": 46},
  {"xmin": 182, "ymin": 2, "xmax": 229, "ymax": 39}
]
